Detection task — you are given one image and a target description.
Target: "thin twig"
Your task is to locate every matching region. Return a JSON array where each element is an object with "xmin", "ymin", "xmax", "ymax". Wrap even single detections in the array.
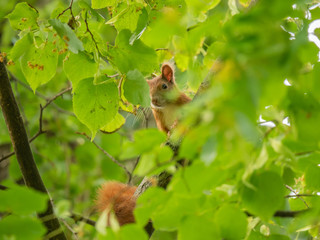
[
  {"xmin": 245, "ymin": 209, "xmax": 308, "ymax": 218},
  {"xmin": 118, "ymin": 76, "xmax": 124, "ymax": 99},
  {"xmin": 129, "ymin": 156, "xmax": 141, "ymax": 184},
  {"xmin": 285, "ymin": 194, "xmax": 318, "ymax": 198},
  {"xmin": 9, "ymin": 73, "xmax": 74, "ymax": 115},
  {"xmin": 295, "ymin": 151, "xmax": 315, "ymax": 156},
  {"xmin": 105, "ymin": 73, "xmax": 120, "ymax": 78},
  {"xmin": 0, "ymin": 87, "xmax": 73, "ymax": 163},
  {"xmin": 43, "ymin": 87, "xmax": 73, "ymax": 109},
  {"xmin": 155, "ymin": 48, "xmax": 169, "ymax": 51},
  {"xmin": 69, "ymin": 213, "xmax": 96, "ymax": 227},
  {"xmin": 57, "ymin": 0, "xmax": 74, "ymax": 19},
  {"xmin": 84, "ymin": 11, "xmax": 101, "ymax": 56},
  {"xmin": 285, "ymin": 185, "xmax": 309, "ymax": 208},
  {"xmin": 76, "ymin": 132, "xmax": 132, "ymax": 182},
  {"xmin": 60, "ymin": 218, "xmax": 79, "ymax": 240}
]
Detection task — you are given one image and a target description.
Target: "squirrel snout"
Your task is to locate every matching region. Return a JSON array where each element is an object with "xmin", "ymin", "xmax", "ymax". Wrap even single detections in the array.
[
  {"xmin": 151, "ymin": 98, "xmax": 164, "ymax": 108},
  {"xmin": 151, "ymin": 98, "xmax": 158, "ymax": 105}
]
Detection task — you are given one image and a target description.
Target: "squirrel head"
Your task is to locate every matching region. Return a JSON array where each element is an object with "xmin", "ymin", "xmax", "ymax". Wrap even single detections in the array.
[{"xmin": 147, "ymin": 63, "xmax": 180, "ymax": 109}]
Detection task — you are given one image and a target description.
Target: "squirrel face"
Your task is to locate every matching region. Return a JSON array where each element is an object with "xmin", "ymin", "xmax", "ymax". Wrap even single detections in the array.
[{"xmin": 147, "ymin": 64, "xmax": 180, "ymax": 109}]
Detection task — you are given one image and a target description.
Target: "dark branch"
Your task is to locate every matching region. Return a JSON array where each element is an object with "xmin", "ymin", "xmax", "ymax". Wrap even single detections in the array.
[
  {"xmin": 0, "ymin": 185, "xmax": 8, "ymax": 190},
  {"xmin": 69, "ymin": 213, "xmax": 96, "ymax": 227},
  {"xmin": 285, "ymin": 194, "xmax": 318, "ymax": 198},
  {"xmin": 285, "ymin": 185, "xmax": 309, "ymax": 208},
  {"xmin": 245, "ymin": 209, "xmax": 308, "ymax": 218},
  {"xmin": 0, "ymin": 57, "xmax": 67, "ymax": 239},
  {"xmin": 57, "ymin": 0, "xmax": 74, "ymax": 19},
  {"xmin": 84, "ymin": 11, "xmax": 101, "ymax": 56},
  {"xmin": 274, "ymin": 210, "xmax": 308, "ymax": 218},
  {"xmin": 295, "ymin": 151, "xmax": 315, "ymax": 156},
  {"xmin": 155, "ymin": 48, "xmax": 169, "ymax": 51},
  {"xmin": 0, "ymin": 87, "xmax": 73, "ymax": 163}
]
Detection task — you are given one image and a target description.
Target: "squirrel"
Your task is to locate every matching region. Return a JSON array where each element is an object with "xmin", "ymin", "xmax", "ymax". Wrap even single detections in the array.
[
  {"xmin": 147, "ymin": 63, "xmax": 191, "ymax": 134},
  {"xmin": 96, "ymin": 181, "xmax": 137, "ymax": 226},
  {"xmin": 96, "ymin": 63, "xmax": 191, "ymax": 226}
]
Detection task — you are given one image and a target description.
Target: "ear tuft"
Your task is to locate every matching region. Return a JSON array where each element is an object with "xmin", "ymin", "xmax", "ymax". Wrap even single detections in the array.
[{"xmin": 161, "ymin": 63, "xmax": 174, "ymax": 82}]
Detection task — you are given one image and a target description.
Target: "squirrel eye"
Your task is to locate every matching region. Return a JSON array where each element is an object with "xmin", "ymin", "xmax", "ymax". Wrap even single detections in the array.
[{"xmin": 162, "ymin": 83, "xmax": 168, "ymax": 89}]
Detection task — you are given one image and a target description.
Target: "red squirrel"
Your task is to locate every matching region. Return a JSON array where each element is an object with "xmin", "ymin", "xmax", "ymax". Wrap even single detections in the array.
[
  {"xmin": 96, "ymin": 63, "xmax": 190, "ymax": 226},
  {"xmin": 147, "ymin": 63, "xmax": 191, "ymax": 134},
  {"xmin": 96, "ymin": 182, "xmax": 137, "ymax": 226}
]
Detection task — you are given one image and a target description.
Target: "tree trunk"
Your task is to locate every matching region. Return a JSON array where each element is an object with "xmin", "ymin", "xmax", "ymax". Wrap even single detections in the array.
[{"xmin": 0, "ymin": 61, "xmax": 67, "ymax": 240}]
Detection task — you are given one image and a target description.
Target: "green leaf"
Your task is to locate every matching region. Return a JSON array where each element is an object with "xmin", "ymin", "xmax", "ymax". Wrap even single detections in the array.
[
  {"xmin": 200, "ymin": 135, "xmax": 217, "ymax": 166},
  {"xmin": 185, "ymin": 0, "xmax": 221, "ymax": 17},
  {"xmin": 0, "ymin": 215, "xmax": 46, "ymax": 240},
  {"xmin": 135, "ymin": 187, "xmax": 169, "ymax": 226},
  {"xmin": 0, "ymin": 185, "xmax": 48, "ymax": 215},
  {"xmin": 6, "ymin": 2, "xmax": 39, "ymax": 30},
  {"xmin": 179, "ymin": 125, "xmax": 210, "ymax": 160},
  {"xmin": 73, "ymin": 78, "xmax": 119, "ymax": 138},
  {"xmin": 119, "ymin": 225, "xmax": 148, "ymax": 240},
  {"xmin": 123, "ymin": 69, "xmax": 151, "ymax": 107},
  {"xmin": 92, "ymin": 0, "xmax": 120, "ymax": 9},
  {"xmin": 129, "ymin": 8, "xmax": 148, "ymax": 45},
  {"xmin": 108, "ymin": 29, "xmax": 158, "ymax": 75},
  {"xmin": 305, "ymin": 164, "xmax": 320, "ymax": 191},
  {"xmin": 119, "ymin": 129, "xmax": 166, "ymax": 160},
  {"xmin": 63, "ymin": 51, "xmax": 98, "ymax": 88},
  {"xmin": 241, "ymin": 171, "xmax": 285, "ymax": 220},
  {"xmin": 20, "ymin": 41, "xmax": 58, "ymax": 91},
  {"xmin": 10, "ymin": 33, "xmax": 33, "ymax": 61},
  {"xmin": 49, "ymin": 19, "xmax": 84, "ymax": 54},
  {"xmin": 150, "ymin": 230, "xmax": 177, "ymax": 240},
  {"xmin": 269, "ymin": 235, "xmax": 291, "ymax": 240},
  {"xmin": 288, "ymin": 89, "xmax": 320, "ymax": 142},
  {"xmin": 133, "ymin": 128, "xmax": 166, "ymax": 153},
  {"xmin": 169, "ymin": 161, "xmax": 225, "ymax": 194},
  {"xmin": 178, "ymin": 215, "xmax": 218, "ymax": 240},
  {"xmin": 109, "ymin": 4, "xmax": 141, "ymax": 32},
  {"xmin": 215, "ymin": 205, "xmax": 248, "ymax": 240},
  {"xmin": 153, "ymin": 194, "xmax": 201, "ymax": 231},
  {"xmin": 134, "ymin": 145, "xmax": 173, "ymax": 176},
  {"xmin": 100, "ymin": 113, "xmax": 125, "ymax": 133}
]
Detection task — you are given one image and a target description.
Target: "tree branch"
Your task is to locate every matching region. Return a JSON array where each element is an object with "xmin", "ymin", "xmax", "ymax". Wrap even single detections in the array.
[
  {"xmin": 285, "ymin": 185, "xmax": 309, "ymax": 209},
  {"xmin": 273, "ymin": 210, "xmax": 308, "ymax": 217},
  {"xmin": 0, "ymin": 184, "xmax": 8, "ymax": 190},
  {"xmin": 76, "ymin": 132, "xmax": 132, "ymax": 183},
  {"xmin": 285, "ymin": 194, "xmax": 318, "ymax": 198},
  {"xmin": 245, "ymin": 209, "xmax": 308, "ymax": 218},
  {"xmin": 57, "ymin": 0, "xmax": 74, "ymax": 19},
  {"xmin": 9, "ymin": 72, "xmax": 74, "ymax": 115},
  {"xmin": 84, "ymin": 11, "xmax": 101, "ymax": 56},
  {"xmin": 69, "ymin": 213, "xmax": 96, "ymax": 227},
  {"xmin": 155, "ymin": 48, "xmax": 169, "ymax": 51},
  {"xmin": 0, "ymin": 58, "xmax": 67, "ymax": 239},
  {"xmin": 0, "ymin": 87, "xmax": 73, "ymax": 163}
]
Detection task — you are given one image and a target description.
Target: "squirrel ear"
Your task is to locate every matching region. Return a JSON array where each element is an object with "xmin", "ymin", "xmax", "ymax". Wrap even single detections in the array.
[{"xmin": 161, "ymin": 64, "xmax": 174, "ymax": 82}]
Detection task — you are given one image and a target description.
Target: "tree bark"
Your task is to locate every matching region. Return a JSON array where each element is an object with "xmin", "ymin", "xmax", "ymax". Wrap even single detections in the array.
[{"xmin": 0, "ymin": 61, "xmax": 67, "ymax": 240}]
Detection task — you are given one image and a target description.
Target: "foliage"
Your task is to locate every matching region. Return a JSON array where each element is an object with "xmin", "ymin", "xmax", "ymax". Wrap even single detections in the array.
[{"xmin": 1, "ymin": 0, "xmax": 320, "ymax": 239}]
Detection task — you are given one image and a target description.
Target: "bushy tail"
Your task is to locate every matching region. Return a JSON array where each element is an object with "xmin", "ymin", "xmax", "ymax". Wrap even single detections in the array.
[{"xmin": 96, "ymin": 181, "xmax": 137, "ymax": 226}]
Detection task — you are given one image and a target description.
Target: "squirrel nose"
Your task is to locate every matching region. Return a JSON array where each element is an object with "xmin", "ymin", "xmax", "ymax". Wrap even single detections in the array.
[{"xmin": 152, "ymin": 99, "xmax": 158, "ymax": 105}]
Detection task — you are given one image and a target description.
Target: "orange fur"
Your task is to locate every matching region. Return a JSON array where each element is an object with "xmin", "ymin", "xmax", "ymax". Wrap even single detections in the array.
[
  {"xmin": 96, "ymin": 182, "xmax": 137, "ymax": 226},
  {"xmin": 148, "ymin": 63, "xmax": 191, "ymax": 133}
]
